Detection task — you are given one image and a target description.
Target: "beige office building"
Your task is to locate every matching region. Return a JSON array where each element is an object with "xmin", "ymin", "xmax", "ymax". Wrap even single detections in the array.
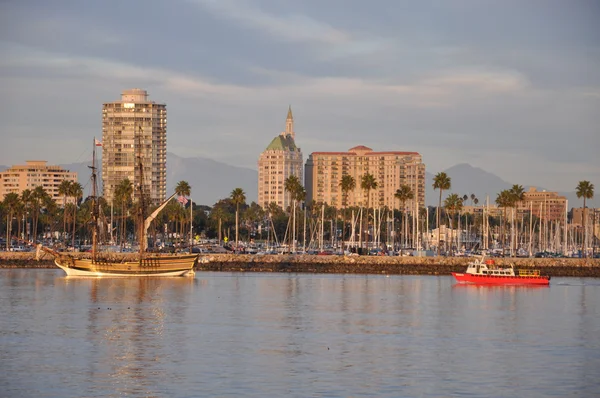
[
  {"xmin": 0, "ymin": 161, "xmax": 77, "ymax": 206},
  {"xmin": 305, "ymin": 145, "xmax": 425, "ymax": 210},
  {"xmin": 257, "ymin": 107, "xmax": 303, "ymax": 209},
  {"xmin": 102, "ymin": 89, "xmax": 167, "ymax": 206}
]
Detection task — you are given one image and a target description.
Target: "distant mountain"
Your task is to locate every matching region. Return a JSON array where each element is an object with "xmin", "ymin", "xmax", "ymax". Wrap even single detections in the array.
[
  {"xmin": 5, "ymin": 158, "xmax": 595, "ymax": 209},
  {"xmin": 425, "ymin": 163, "xmax": 513, "ymax": 207},
  {"xmin": 425, "ymin": 163, "xmax": 598, "ymax": 208},
  {"xmin": 57, "ymin": 153, "xmax": 258, "ymax": 206},
  {"xmin": 166, "ymin": 152, "xmax": 257, "ymax": 206}
]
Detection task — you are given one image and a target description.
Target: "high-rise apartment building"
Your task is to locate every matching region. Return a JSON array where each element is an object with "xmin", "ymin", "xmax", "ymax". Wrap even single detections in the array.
[
  {"xmin": 257, "ymin": 107, "xmax": 303, "ymax": 209},
  {"xmin": 0, "ymin": 161, "xmax": 77, "ymax": 206},
  {"xmin": 305, "ymin": 145, "xmax": 425, "ymax": 210},
  {"xmin": 102, "ymin": 89, "xmax": 166, "ymax": 206}
]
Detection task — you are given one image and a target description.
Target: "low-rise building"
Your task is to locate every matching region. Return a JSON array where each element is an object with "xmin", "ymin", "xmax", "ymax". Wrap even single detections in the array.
[
  {"xmin": 518, "ymin": 187, "xmax": 567, "ymax": 222},
  {"xmin": 0, "ymin": 161, "xmax": 78, "ymax": 206}
]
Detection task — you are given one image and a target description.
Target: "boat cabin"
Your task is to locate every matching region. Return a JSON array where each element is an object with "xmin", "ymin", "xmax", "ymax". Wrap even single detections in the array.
[{"xmin": 465, "ymin": 257, "xmax": 516, "ymax": 277}]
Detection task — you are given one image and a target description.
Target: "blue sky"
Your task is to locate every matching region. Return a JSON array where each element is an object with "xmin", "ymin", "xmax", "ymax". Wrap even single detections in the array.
[{"xmin": 0, "ymin": 0, "xmax": 598, "ymax": 192}]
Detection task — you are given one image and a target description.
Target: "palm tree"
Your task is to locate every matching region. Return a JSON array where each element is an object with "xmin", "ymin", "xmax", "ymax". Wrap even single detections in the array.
[
  {"xmin": 69, "ymin": 182, "xmax": 83, "ymax": 248},
  {"xmin": 433, "ymin": 172, "xmax": 451, "ymax": 255},
  {"xmin": 444, "ymin": 193, "xmax": 463, "ymax": 256},
  {"xmin": 115, "ymin": 179, "xmax": 133, "ymax": 247},
  {"xmin": 508, "ymin": 184, "xmax": 525, "ymax": 255},
  {"xmin": 394, "ymin": 185, "xmax": 414, "ymax": 251},
  {"xmin": 3, "ymin": 193, "xmax": 19, "ymax": 250},
  {"xmin": 576, "ymin": 180, "xmax": 595, "ymax": 258},
  {"xmin": 31, "ymin": 186, "xmax": 50, "ymax": 243},
  {"xmin": 20, "ymin": 189, "xmax": 33, "ymax": 241},
  {"xmin": 495, "ymin": 190, "xmax": 511, "ymax": 255},
  {"xmin": 361, "ymin": 173, "xmax": 378, "ymax": 252},
  {"xmin": 175, "ymin": 180, "xmax": 192, "ymax": 248},
  {"xmin": 58, "ymin": 180, "xmax": 72, "ymax": 239},
  {"xmin": 340, "ymin": 175, "xmax": 356, "ymax": 250},
  {"xmin": 230, "ymin": 188, "xmax": 246, "ymax": 248},
  {"xmin": 284, "ymin": 176, "xmax": 303, "ymax": 252}
]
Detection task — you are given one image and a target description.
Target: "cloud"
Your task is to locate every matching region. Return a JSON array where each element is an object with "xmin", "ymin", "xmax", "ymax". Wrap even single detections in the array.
[
  {"xmin": 188, "ymin": 0, "xmax": 349, "ymax": 44},
  {"xmin": 0, "ymin": 0, "xmax": 598, "ymax": 196}
]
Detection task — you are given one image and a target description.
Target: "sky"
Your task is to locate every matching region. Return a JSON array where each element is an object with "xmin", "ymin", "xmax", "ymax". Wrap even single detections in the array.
[{"xmin": 0, "ymin": 0, "xmax": 599, "ymax": 192}]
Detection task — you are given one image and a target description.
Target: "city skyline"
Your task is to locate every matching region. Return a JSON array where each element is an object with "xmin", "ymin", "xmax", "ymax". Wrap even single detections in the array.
[{"xmin": 1, "ymin": 1, "xmax": 599, "ymax": 193}]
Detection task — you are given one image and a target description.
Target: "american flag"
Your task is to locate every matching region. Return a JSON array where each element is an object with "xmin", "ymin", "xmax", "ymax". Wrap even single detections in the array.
[
  {"xmin": 95, "ymin": 138, "xmax": 103, "ymax": 147},
  {"xmin": 178, "ymin": 196, "xmax": 189, "ymax": 205}
]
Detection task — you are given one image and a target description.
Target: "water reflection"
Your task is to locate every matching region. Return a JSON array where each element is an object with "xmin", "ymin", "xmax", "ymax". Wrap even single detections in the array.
[
  {"xmin": 2, "ymin": 271, "xmax": 599, "ymax": 397},
  {"xmin": 54, "ymin": 276, "xmax": 197, "ymax": 397}
]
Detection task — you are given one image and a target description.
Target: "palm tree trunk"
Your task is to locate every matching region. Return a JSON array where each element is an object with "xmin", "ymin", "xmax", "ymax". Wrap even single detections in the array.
[
  {"xmin": 72, "ymin": 205, "xmax": 76, "ymax": 248},
  {"xmin": 235, "ymin": 204, "xmax": 239, "ymax": 248},
  {"xmin": 437, "ymin": 189, "xmax": 442, "ymax": 255},
  {"xmin": 581, "ymin": 196, "xmax": 587, "ymax": 258}
]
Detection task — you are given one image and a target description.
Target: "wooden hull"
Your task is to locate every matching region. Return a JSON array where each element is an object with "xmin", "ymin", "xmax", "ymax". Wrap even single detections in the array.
[
  {"xmin": 452, "ymin": 272, "xmax": 550, "ymax": 286},
  {"xmin": 54, "ymin": 254, "xmax": 198, "ymax": 277}
]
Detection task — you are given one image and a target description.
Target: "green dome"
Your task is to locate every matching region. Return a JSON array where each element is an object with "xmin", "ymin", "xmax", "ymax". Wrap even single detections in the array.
[{"xmin": 266, "ymin": 134, "xmax": 298, "ymax": 151}]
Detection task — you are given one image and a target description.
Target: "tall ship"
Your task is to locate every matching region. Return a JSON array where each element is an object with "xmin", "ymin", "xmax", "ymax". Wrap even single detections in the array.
[
  {"xmin": 40, "ymin": 137, "xmax": 198, "ymax": 277},
  {"xmin": 452, "ymin": 256, "xmax": 550, "ymax": 286}
]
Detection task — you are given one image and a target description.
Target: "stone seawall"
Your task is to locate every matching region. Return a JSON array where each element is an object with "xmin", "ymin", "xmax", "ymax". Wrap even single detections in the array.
[
  {"xmin": 3, "ymin": 252, "xmax": 599, "ymax": 277},
  {"xmin": 199, "ymin": 254, "xmax": 600, "ymax": 277}
]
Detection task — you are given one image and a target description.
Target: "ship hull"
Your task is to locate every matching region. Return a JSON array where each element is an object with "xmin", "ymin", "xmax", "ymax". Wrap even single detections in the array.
[
  {"xmin": 54, "ymin": 254, "xmax": 198, "ymax": 277},
  {"xmin": 452, "ymin": 272, "xmax": 550, "ymax": 286}
]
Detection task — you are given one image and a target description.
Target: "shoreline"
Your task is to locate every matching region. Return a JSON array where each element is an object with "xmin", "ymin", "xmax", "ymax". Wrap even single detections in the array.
[{"xmin": 2, "ymin": 252, "xmax": 600, "ymax": 277}]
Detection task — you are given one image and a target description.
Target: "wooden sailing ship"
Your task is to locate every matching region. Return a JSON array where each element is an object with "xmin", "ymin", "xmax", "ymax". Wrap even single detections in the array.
[{"xmin": 41, "ymin": 135, "xmax": 198, "ymax": 277}]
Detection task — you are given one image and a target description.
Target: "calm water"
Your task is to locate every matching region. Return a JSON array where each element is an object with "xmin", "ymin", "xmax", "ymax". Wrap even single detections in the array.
[{"xmin": 1, "ymin": 269, "xmax": 599, "ymax": 397}]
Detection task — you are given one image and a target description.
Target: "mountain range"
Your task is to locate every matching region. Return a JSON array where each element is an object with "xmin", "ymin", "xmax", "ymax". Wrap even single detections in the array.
[
  {"xmin": 425, "ymin": 163, "xmax": 598, "ymax": 209},
  {"xmin": 0, "ymin": 157, "xmax": 596, "ymax": 208}
]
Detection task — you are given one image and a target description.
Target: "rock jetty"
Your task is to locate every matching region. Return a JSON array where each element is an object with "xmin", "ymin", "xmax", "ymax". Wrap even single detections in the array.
[{"xmin": 2, "ymin": 252, "xmax": 599, "ymax": 277}]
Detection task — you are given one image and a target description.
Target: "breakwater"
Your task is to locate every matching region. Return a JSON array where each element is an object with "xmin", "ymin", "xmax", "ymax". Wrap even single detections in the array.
[{"xmin": 2, "ymin": 252, "xmax": 600, "ymax": 277}]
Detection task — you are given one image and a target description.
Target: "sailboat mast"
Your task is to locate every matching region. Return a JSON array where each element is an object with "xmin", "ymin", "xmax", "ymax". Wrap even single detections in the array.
[
  {"xmin": 91, "ymin": 137, "xmax": 98, "ymax": 263},
  {"xmin": 136, "ymin": 125, "xmax": 147, "ymax": 258}
]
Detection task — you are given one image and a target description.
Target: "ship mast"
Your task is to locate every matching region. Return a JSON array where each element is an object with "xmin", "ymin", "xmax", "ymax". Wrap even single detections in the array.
[
  {"xmin": 136, "ymin": 125, "xmax": 147, "ymax": 261},
  {"xmin": 90, "ymin": 137, "xmax": 99, "ymax": 263}
]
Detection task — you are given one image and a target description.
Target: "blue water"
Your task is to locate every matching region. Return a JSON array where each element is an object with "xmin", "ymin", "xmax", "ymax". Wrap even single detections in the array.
[{"xmin": 1, "ymin": 269, "xmax": 599, "ymax": 397}]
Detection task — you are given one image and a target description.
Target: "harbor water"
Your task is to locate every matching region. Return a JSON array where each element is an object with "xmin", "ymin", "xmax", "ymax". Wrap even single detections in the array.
[{"xmin": 1, "ymin": 269, "xmax": 599, "ymax": 397}]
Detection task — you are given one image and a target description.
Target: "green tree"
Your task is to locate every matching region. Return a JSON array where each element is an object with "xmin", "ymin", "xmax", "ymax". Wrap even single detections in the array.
[
  {"xmin": 576, "ymin": 180, "xmax": 595, "ymax": 258},
  {"xmin": 394, "ymin": 185, "xmax": 414, "ymax": 251},
  {"xmin": 433, "ymin": 172, "xmax": 451, "ymax": 255},
  {"xmin": 230, "ymin": 188, "xmax": 246, "ymax": 248},
  {"xmin": 340, "ymin": 175, "xmax": 356, "ymax": 250},
  {"xmin": 361, "ymin": 173, "xmax": 378, "ymax": 252}
]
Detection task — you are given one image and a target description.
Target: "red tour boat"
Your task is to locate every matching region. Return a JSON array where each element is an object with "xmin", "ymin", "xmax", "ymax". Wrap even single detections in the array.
[{"xmin": 452, "ymin": 256, "xmax": 550, "ymax": 286}]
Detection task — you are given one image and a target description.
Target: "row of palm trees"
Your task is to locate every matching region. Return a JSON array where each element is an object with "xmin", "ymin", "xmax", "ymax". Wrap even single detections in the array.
[
  {"xmin": 1, "ymin": 173, "xmax": 595, "ymax": 256},
  {"xmin": 2, "ymin": 182, "xmax": 83, "ymax": 250}
]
